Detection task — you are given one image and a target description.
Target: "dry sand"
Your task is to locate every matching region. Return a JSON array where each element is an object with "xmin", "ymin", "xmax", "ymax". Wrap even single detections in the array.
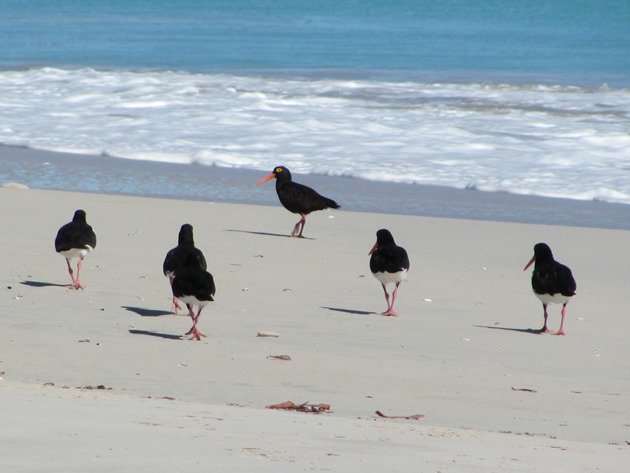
[{"xmin": 1, "ymin": 187, "xmax": 628, "ymax": 472}]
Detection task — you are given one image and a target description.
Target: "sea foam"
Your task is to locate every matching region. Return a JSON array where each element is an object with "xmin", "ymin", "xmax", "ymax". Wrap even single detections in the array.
[{"xmin": 0, "ymin": 67, "xmax": 628, "ymax": 204}]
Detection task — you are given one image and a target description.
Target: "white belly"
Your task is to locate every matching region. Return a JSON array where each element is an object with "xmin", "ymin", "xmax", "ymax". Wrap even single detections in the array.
[
  {"xmin": 178, "ymin": 295, "xmax": 210, "ymax": 308},
  {"xmin": 60, "ymin": 246, "xmax": 91, "ymax": 260},
  {"xmin": 373, "ymin": 269, "xmax": 408, "ymax": 286},
  {"xmin": 534, "ymin": 292, "xmax": 572, "ymax": 305}
]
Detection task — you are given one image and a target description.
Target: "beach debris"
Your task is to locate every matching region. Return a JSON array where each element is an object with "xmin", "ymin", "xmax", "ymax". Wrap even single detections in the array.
[
  {"xmin": 78, "ymin": 339, "xmax": 90, "ymax": 343},
  {"xmin": 282, "ymin": 288, "xmax": 293, "ymax": 292},
  {"xmin": 161, "ymin": 396, "xmax": 176, "ymax": 401},
  {"xmin": 254, "ymin": 254, "xmax": 264, "ymax": 258},
  {"xmin": 375, "ymin": 410, "xmax": 424, "ymax": 420},
  {"xmin": 511, "ymin": 387, "xmax": 538, "ymax": 393},
  {"xmin": 242, "ymin": 287, "xmax": 249, "ymax": 291},
  {"xmin": 423, "ymin": 298, "xmax": 432, "ymax": 302},
  {"xmin": 266, "ymin": 401, "xmax": 331, "ymax": 413},
  {"xmin": 257, "ymin": 331, "xmax": 279, "ymax": 338},
  {"xmin": 79, "ymin": 384, "xmax": 112, "ymax": 390},
  {"xmin": 267, "ymin": 355, "xmax": 291, "ymax": 361}
]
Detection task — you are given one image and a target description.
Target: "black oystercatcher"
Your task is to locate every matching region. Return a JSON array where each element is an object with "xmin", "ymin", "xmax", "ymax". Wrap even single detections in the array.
[
  {"xmin": 171, "ymin": 251, "xmax": 215, "ymax": 341},
  {"xmin": 369, "ymin": 229, "xmax": 410, "ymax": 316},
  {"xmin": 163, "ymin": 224, "xmax": 207, "ymax": 314},
  {"xmin": 256, "ymin": 166, "xmax": 340, "ymax": 237},
  {"xmin": 524, "ymin": 242, "xmax": 576, "ymax": 336},
  {"xmin": 54, "ymin": 209, "xmax": 97, "ymax": 289}
]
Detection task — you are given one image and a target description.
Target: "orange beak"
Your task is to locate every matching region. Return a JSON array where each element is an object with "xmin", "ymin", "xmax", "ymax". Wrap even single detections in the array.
[
  {"xmin": 369, "ymin": 242, "xmax": 378, "ymax": 255},
  {"xmin": 256, "ymin": 173, "xmax": 276, "ymax": 185},
  {"xmin": 523, "ymin": 255, "xmax": 536, "ymax": 271}
]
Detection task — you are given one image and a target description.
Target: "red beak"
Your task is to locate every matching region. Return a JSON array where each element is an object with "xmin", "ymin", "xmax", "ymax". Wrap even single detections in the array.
[
  {"xmin": 256, "ymin": 173, "xmax": 276, "ymax": 185},
  {"xmin": 369, "ymin": 242, "xmax": 377, "ymax": 255},
  {"xmin": 523, "ymin": 255, "xmax": 536, "ymax": 271}
]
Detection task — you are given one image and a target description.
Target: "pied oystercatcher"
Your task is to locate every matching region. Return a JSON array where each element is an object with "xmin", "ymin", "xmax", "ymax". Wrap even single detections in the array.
[
  {"xmin": 256, "ymin": 166, "xmax": 340, "ymax": 237},
  {"xmin": 524, "ymin": 242, "xmax": 576, "ymax": 335},
  {"xmin": 163, "ymin": 224, "xmax": 207, "ymax": 314},
  {"xmin": 369, "ymin": 229, "xmax": 410, "ymax": 316},
  {"xmin": 54, "ymin": 209, "xmax": 97, "ymax": 289},
  {"xmin": 171, "ymin": 251, "xmax": 216, "ymax": 341}
]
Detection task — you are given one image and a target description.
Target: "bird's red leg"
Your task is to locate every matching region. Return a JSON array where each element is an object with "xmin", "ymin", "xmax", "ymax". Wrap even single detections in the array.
[
  {"xmin": 292, "ymin": 214, "xmax": 307, "ymax": 237},
  {"xmin": 192, "ymin": 309, "xmax": 206, "ymax": 338},
  {"xmin": 168, "ymin": 276, "xmax": 182, "ymax": 314},
  {"xmin": 380, "ymin": 284, "xmax": 394, "ymax": 316},
  {"xmin": 185, "ymin": 306, "xmax": 206, "ymax": 340},
  {"xmin": 73, "ymin": 258, "xmax": 85, "ymax": 290},
  {"xmin": 382, "ymin": 282, "xmax": 399, "ymax": 317},
  {"xmin": 552, "ymin": 304, "xmax": 567, "ymax": 336},
  {"xmin": 65, "ymin": 259, "xmax": 76, "ymax": 287},
  {"xmin": 298, "ymin": 214, "xmax": 307, "ymax": 237},
  {"xmin": 540, "ymin": 304, "xmax": 549, "ymax": 332}
]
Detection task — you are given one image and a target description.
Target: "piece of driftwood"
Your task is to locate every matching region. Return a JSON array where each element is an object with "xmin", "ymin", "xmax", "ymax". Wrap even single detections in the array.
[
  {"xmin": 266, "ymin": 401, "xmax": 331, "ymax": 413},
  {"xmin": 375, "ymin": 410, "xmax": 424, "ymax": 420}
]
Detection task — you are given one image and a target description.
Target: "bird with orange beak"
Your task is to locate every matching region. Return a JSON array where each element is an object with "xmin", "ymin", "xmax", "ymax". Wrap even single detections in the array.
[
  {"xmin": 256, "ymin": 166, "xmax": 340, "ymax": 237},
  {"xmin": 524, "ymin": 242, "xmax": 576, "ymax": 335}
]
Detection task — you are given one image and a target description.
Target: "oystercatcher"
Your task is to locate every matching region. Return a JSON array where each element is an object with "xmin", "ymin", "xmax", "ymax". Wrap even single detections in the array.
[
  {"xmin": 256, "ymin": 166, "xmax": 340, "ymax": 237},
  {"xmin": 54, "ymin": 209, "xmax": 97, "ymax": 289},
  {"xmin": 369, "ymin": 229, "xmax": 410, "ymax": 316},
  {"xmin": 524, "ymin": 243, "xmax": 576, "ymax": 335},
  {"xmin": 163, "ymin": 224, "xmax": 207, "ymax": 314},
  {"xmin": 171, "ymin": 251, "xmax": 215, "ymax": 340}
]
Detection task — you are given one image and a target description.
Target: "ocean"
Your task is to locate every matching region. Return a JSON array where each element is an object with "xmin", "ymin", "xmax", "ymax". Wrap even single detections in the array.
[{"xmin": 1, "ymin": 0, "xmax": 629, "ymax": 207}]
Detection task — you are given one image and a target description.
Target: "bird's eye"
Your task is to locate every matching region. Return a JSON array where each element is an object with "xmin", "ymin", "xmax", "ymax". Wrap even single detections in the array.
[{"xmin": 275, "ymin": 167, "xmax": 283, "ymax": 173}]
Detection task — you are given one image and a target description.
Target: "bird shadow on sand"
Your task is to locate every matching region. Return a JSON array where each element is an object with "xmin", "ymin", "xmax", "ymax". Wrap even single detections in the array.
[
  {"xmin": 474, "ymin": 324, "xmax": 543, "ymax": 335},
  {"xmin": 20, "ymin": 280, "xmax": 68, "ymax": 288},
  {"xmin": 122, "ymin": 306, "xmax": 173, "ymax": 317},
  {"xmin": 321, "ymin": 306, "xmax": 376, "ymax": 316},
  {"xmin": 129, "ymin": 329, "xmax": 183, "ymax": 340},
  {"xmin": 225, "ymin": 229, "xmax": 314, "ymax": 240}
]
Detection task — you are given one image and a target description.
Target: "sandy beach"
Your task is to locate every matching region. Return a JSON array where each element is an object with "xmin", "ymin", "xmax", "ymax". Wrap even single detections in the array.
[{"xmin": 1, "ymin": 184, "xmax": 628, "ymax": 471}]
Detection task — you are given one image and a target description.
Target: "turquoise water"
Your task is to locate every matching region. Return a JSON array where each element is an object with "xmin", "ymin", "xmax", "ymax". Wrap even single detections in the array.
[
  {"xmin": 1, "ymin": 0, "xmax": 629, "ymax": 208},
  {"xmin": 1, "ymin": 0, "xmax": 628, "ymax": 85}
]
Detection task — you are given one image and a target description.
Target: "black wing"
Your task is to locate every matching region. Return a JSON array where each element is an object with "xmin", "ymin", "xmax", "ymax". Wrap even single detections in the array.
[
  {"xmin": 277, "ymin": 181, "xmax": 340, "ymax": 214},
  {"xmin": 55, "ymin": 222, "xmax": 97, "ymax": 252},
  {"xmin": 172, "ymin": 267, "xmax": 216, "ymax": 301},
  {"xmin": 370, "ymin": 244, "xmax": 410, "ymax": 274},
  {"xmin": 532, "ymin": 262, "xmax": 576, "ymax": 297},
  {"xmin": 163, "ymin": 246, "xmax": 207, "ymax": 275}
]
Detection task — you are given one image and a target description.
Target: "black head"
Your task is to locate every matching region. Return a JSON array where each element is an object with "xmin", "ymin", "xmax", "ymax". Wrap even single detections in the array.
[
  {"xmin": 271, "ymin": 165, "xmax": 292, "ymax": 183},
  {"xmin": 178, "ymin": 224, "xmax": 195, "ymax": 245},
  {"xmin": 533, "ymin": 242, "xmax": 554, "ymax": 262},
  {"xmin": 72, "ymin": 209, "xmax": 87, "ymax": 223},
  {"xmin": 376, "ymin": 229, "xmax": 395, "ymax": 245},
  {"xmin": 524, "ymin": 242, "xmax": 554, "ymax": 271},
  {"xmin": 370, "ymin": 229, "xmax": 396, "ymax": 254}
]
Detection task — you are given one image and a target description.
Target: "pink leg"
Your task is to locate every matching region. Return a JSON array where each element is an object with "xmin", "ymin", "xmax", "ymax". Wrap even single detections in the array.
[
  {"xmin": 382, "ymin": 283, "xmax": 399, "ymax": 317},
  {"xmin": 185, "ymin": 306, "xmax": 206, "ymax": 340},
  {"xmin": 168, "ymin": 276, "xmax": 182, "ymax": 314},
  {"xmin": 72, "ymin": 258, "xmax": 85, "ymax": 289},
  {"xmin": 292, "ymin": 214, "xmax": 307, "ymax": 237},
  {"xmin": 552, "ymin": 304, "xmax": 567, "ymax": 336},
  {"xmin": 65, "ymin": 259, "xmax": 76, "ymax": 286},
  {"xmin": 540, "ymin": 304, "xmax": 549, "ymax": 332}
]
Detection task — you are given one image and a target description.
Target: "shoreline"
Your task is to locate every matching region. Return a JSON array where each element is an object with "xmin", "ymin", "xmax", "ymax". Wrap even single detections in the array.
[{"xmin": 2, "ymin": 144, "xmax": 630, "ymax": 230}]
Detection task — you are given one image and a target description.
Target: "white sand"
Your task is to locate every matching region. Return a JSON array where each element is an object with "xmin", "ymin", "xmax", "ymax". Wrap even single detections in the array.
[{"xmin": 1, "ymin": 187, "xmax": 628, "ymax": 472}]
